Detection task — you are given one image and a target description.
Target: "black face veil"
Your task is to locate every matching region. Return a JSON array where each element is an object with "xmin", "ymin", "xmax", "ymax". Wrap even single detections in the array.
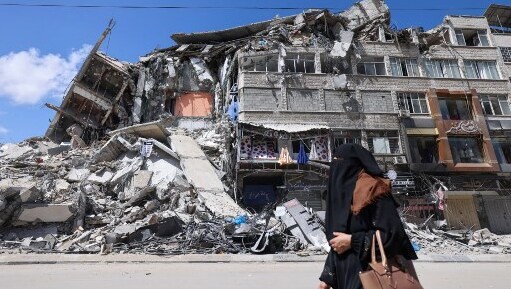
[{"xmin": 325, "ymin": 144, "xmax": 383, "ymax": 240}]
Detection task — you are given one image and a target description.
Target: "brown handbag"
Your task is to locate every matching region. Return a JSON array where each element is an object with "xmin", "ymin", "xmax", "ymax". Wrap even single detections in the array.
[{"xmin": 359, "ymin": 230, "xmax": 423, "ymax": 289}]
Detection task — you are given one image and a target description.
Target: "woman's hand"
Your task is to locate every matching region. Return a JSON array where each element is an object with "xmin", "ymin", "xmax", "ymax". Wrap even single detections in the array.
[
  {"xmin": 329, "ymin": 232, "xmax": 351, "ymax": 254},
  {"xmin": 317, "ymin": 281, "xmax": 330, "ymax": 289}
]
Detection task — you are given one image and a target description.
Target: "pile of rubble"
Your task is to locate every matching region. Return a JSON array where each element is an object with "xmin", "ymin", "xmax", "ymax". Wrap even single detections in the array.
[
  {"xmin": 406, "ymin": 223, "xmax": 511, "ymax": 255},
  {"xmin": 0, "ymin": 132, "xmax": 329, "ymax": 255}
]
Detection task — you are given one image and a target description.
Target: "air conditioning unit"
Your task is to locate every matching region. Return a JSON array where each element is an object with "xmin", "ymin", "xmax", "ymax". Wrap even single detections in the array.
[
  {"xmin": 393, "ymin": 156, "xmax": 407, "ymax": 164},
  {"xmin": 398, "ymin": 109, "xmax": 410, "ymax": 118}
]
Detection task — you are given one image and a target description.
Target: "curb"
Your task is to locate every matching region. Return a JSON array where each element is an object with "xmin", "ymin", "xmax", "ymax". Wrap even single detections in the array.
[{"xmin": 1, "ymin": 253, "xmax": 511, "ymax": 265}]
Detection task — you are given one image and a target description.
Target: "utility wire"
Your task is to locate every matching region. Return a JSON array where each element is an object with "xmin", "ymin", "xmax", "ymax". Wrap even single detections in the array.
[{"xmin": 0, "ymin": 3, "xmax": 488, "ymax": 11}]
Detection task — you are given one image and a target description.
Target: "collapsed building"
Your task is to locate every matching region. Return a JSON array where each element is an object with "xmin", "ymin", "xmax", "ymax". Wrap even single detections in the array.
[{"xmin": 1, "ymin": 0, "xmax": 511, "ymax": 255}]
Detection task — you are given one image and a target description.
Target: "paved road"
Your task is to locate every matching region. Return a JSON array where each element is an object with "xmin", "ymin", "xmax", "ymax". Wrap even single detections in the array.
[{"xmin": 1, "ymin": 262, "xmax": 510, "ymax": 289}]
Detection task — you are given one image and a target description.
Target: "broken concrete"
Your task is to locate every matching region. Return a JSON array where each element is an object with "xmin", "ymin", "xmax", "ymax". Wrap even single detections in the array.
[{"xmin": 14, "ymin": 204, "xmax": 74, "ymax": 225}]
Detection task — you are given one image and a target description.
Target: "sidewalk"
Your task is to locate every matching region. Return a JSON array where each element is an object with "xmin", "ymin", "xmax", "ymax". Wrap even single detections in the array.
[{"xmin": 1, "ymin": 253, "xmax": 511, "ymax": 265}]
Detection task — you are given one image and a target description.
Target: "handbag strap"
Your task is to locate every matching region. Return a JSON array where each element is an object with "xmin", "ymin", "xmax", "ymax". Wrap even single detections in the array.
[
  {"xmin": 370, "ymin": 230, "xmax": 389, "ymax": 269},
  {"xmin": 375, "ymin": 230, "xmax": 388, "ymax": 269}
]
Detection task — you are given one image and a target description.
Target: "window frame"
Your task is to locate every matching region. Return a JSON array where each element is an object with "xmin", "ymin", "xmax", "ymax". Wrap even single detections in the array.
[
  {"xmin": 464, "ymin": 60, "xmax": 500, "ymax": 80},
  {"xmin": 397, "ymin": 92, "xmax": 429, "ymax": 114},
  {"xmin": 357, "ymin": 57, "xmax": 386, "ymax": 76},
  {"xmin": 366, "ymin": 130, "xmax": 401, "ymax": 154},
  {"xmin": 390, "ymin": 57, "xmax": 420, "ymax": 77},
  {"xmin": 448, "ymin": 137, "xmax": 485, "ymax": 164},
  {"xmin": 480, "ymin": 95, "xmax": 511, "ymax": 116},
  {"xmin": 241, "ymin": 55, "xmax": 279, "ymax": 72},
  {"xmin": 454, "ymin": 29, "xmax": 490, "ymax": 47},
  {"xmin": 284, "ymin": 53, "xmax": 315, "ymax": 73},
  {"xmin": 425, "ymin": 59, "xmax": 461, "ymax": 79}
]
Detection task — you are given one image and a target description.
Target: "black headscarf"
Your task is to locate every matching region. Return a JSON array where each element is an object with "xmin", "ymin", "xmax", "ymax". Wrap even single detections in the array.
[{"xmin": 325, "ymin": 143, "xmax": 383, "ymax": 240}]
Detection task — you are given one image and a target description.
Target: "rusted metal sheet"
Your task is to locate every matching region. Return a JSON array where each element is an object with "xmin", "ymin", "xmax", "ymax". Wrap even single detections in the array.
[
  {"xmin": 445, "ymin": 195, "xmax": 481, "ymax": 230},
  {"xmin": 482, "ymin": 196, "xmax": 511, "ymax": 234}
]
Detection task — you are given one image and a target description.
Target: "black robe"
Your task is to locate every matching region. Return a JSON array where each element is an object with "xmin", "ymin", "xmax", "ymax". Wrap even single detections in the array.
[{"xmin": 319, "ymin": 144, "xmax": 417, "ymax": 289}]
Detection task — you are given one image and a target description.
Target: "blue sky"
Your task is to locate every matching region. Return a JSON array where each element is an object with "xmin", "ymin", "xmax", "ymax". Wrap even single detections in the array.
[{"xmin": 0, "ymin": 0, "xmax": 500, "ymax": 142}]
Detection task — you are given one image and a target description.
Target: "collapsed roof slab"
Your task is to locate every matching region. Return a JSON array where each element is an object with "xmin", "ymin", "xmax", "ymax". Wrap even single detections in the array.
[
  {"xmin": 169, "ymin": 134, "xmax": 246, "ymax": 217},
  {"xmin": 339, "ymin": 0, "xmax": 390, "ymax": 31}
]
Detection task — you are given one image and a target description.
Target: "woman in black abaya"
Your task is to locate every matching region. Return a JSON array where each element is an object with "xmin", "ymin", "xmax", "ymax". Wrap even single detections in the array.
[{"xmin": 317, "ymin": 144, "xmax": 417, "ymax": 289}]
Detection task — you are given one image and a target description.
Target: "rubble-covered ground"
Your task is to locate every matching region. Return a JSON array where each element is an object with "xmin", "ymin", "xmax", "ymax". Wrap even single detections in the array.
[
  {"xmin": 1, "ymin": 135, "xmax": 511, "ymax": 256},
  {"xmin": 0, "ymin": 134, "xmax": 326, "ymax": 255}
]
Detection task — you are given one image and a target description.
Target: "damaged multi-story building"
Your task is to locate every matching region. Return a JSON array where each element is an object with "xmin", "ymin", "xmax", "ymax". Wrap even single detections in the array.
[{"xmin": 40, "ymin": 0, "xmax": 511, "ymax": 235}]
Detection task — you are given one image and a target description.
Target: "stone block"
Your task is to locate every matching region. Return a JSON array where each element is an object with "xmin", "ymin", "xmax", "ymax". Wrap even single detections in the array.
[
  {"xmin": 19, "ymin": 186, "xmax": 42, "ymax": 203},
  {"xmin": 66, "ymin": 168, "xmax": 90, "ymax": 182},
  {"xmin": 133, "ymin": 170, "xmax": 153, "ymax": 190},
  {"xmin": 87, "ymin": 170, "xmax": 114, "ymax": 185},
  {"xmin": 14, "ymin": 204, "xmax": 74, "ymax": 224}
]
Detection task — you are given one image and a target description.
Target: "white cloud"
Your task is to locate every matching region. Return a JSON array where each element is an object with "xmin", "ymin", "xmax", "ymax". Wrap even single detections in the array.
[
  {"xmin": 0, "ymin": 44, "xmax": 92, "ymax": 105},
  {"xmin": 0, "ymin": 125, "xmax": 8, "ymax": 134}
]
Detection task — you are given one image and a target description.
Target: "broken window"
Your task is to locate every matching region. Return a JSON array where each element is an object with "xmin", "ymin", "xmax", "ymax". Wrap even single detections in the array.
[
  {"xmin": 464, "ymin": 60, "xmax": 500, "ymax": 80},
  {"xmin": 438, "ymin": 97, "xmax": 473, "ymax": 120},
  {"xmin": 356, "ymin": 57, "xmax": 386, "ymax": 76},
  {"xmin": 480, "ymin": 95, "xmax": 511, "ymax": 116},
  {"xmin": 397, "ymin": 92, "xmax": 429, "ymax": 114},
  {"xmin": 320, "ymin": 54, "xmax": 351, "ymax": 74},
  {"xmin": 424, "ymin": 59, "xmax": 462, "ymax": 78},
  {"xmin": 367, "ymin": 131, "xmax": 400, "ymax": 154},
  {"xmin": 448, "ymin": 137, "xmax": 484, "ymax": 163},
  {"xmin": 389, "ymin": 58, "xmax": 419, "ymax": 77},
  {"xmin": 333, "ymin": 131, "xmax": 361, "ymax": 148},
  {"xmin": 492, "ymin": 138, "xmax": 511, "ymax": 164},
  {"xmin": 284, "ymin": 54, "xmax": 315, "ymax": 73},
  {"xmin": 408, "ymin": 136, "xmax": 438, "ymax": 163},
  {"xmin": 241, "ymin": 55, "xmax": 279, "ymax": 72},
  {"xmin": 454, "ymin": 29, "xmax": 490, "ymax": 47}
]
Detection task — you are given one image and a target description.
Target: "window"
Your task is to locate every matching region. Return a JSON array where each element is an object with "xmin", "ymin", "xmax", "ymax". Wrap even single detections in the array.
[
  {"xmin": 357, "ymin": 57, "xmax": 386, "ymax": 76},
  {"xmin": 438, "ymin": 97, "xmax": 473, "ymax": 120},
  {"xmin": 390, "ymin": 58, "xmax": 420, "ymax": 77},
  {"xmin": 333, "ymin": 131, "xmax": 361, "ymax": 148},
  {"xmin": 424, "ymin": 59, "xmax": 462, "ymax": 78},
  {"xmin": 397, "ymin": 92, "xmax": 429, "ymax": 114},
  {"xmin": 454, "ymin": 29, "xmax": 490, "ymax": 47},
  {"xmin": 448, "ymin": 137, "xmax": 484, "ymax": 163},
  {"xmin": 241, "ymin": 55, "xmax": 278, "ymax": 72},
  {"xmin": 320, "ymin": 54, "xmax": 351, "ymax": 74},
  {"xmin": 464, "ymin": 60, "xmax": 500, "ymax": 80},
  {"xmin": 480, "ymin": 95, "xmax": 511, "ymax": 116},
  {"xmin": 492, "ymin": 138, "xmax": 511, "ymax": 164},
  {"xmin": 367, "ymin": 131, "xmax": 400, "ymax": 154},
  {"xmin": 408, "ymin": 137, "xmax": 438, "ymax": 163},
  {"xmin": 284, "ymin": 54, "xmax": 315, "ymax": 73}
]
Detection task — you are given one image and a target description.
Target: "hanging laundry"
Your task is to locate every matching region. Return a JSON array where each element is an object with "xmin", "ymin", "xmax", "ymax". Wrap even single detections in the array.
[
  {"xmin": 309, "ymin": 139, "xmax": 319, "ymax": 160},
  {"xmin": 227, "ymin": 99, "xmax": 239, "ymax": 121},
  {"xmin": 297, "ymin": 142, "xmax": 309, "ymax": 165},
  {"xmin": 278, "ymin": 147, "xmax": 292, "ymax": 165}
]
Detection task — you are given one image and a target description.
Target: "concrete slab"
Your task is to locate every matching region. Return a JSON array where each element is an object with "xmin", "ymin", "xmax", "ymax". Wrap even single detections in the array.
[
  {"xmin": 168, "ymin": 135, "xmax": 207, "ymax": 159},
  {"xmin": 19, "ymin": 186, "xmax": 42, "ymax": 203},
  {"xmin": 66, "ymin": 169, "xmax": 91, "ymax": 182},
  {"xmin": 180, "ymin": 158, "xmax": 224, "ymax": 191},
  {"xmin": 14, "ymin": 204, "xmax": 74, "ymax": 224},
  {"xmin": 54, "ymin": 179, "xmax": 70, "ymax": 193},
  {"xmin": 87, "ymin": 170, "xmax": 114, "ymax": 185},
  {"xmin": 0, "ymin": 177, "xmax": 36, "ymax": 198},
  {"xmin": 197, "ymin": 190, "xmax": 247, "ymax": 218},
  {"xmin": 133, "ymin": 170, "xmax": 153, "ymax": 190},
  {"xmin": 169, "ymin": 134, "xmax": 245, "ymax": 217},
  {"xmin": 0, "ymin": 143, "xmax": 33, "ymax": 160}
]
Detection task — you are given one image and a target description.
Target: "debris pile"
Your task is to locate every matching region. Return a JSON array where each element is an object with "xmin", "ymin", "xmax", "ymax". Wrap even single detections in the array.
[
  {"xmin": 405, "ymin": 223, "xmax": 511, "ymax": 255},
  {"xmin": 0, "ymin": 132, "xmax": 329, "ymax": 255}
]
